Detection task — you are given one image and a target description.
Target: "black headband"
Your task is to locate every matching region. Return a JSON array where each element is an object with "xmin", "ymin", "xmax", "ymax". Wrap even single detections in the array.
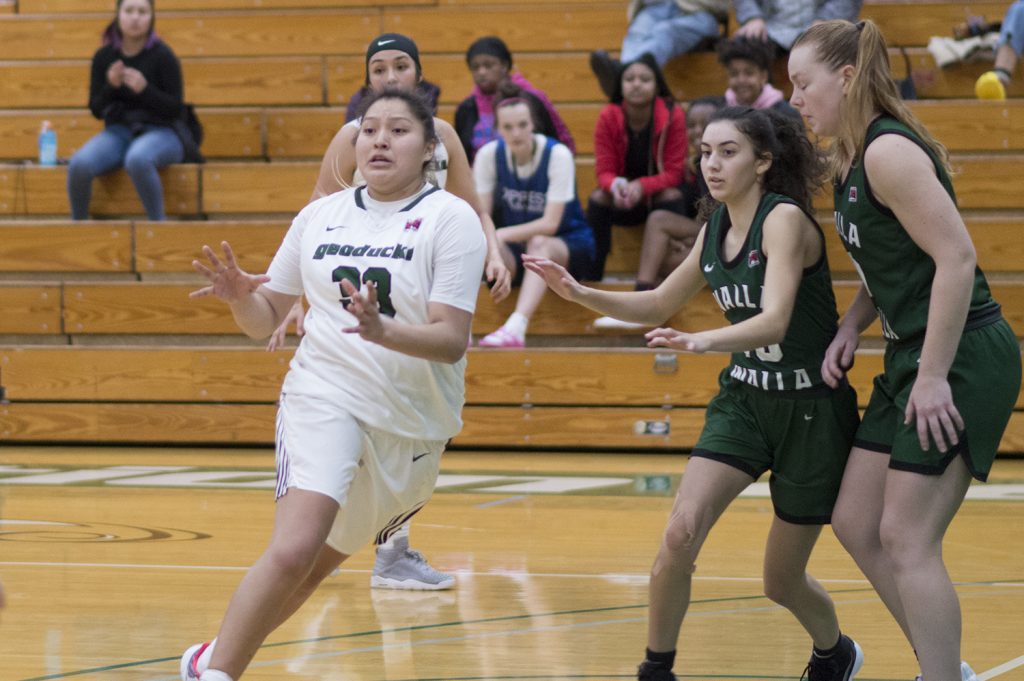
[{"xmin": 365, "ymin": 33, "xmax": 421, "ymax": 84}]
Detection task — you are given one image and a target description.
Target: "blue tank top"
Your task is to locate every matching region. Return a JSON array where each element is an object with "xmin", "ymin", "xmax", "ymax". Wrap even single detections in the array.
[{"xmin": 493, "ymin": 136, "xmax": 591, "ymax": 240}]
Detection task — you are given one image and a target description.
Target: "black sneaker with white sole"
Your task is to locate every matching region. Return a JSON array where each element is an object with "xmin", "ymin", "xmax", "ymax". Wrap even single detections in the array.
[
  {"xmin": 637, "ymin": 661, "xmax": 677, "ymax": 681},
  {"xmin": 802, "ymin": 635, "xmax": 864, "ymax": 681}
]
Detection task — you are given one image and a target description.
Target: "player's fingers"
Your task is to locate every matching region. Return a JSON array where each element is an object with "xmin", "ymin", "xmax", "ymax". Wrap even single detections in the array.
[
  {"xmin": 938, "ymin": 411, "xmax": 960, "ymax": 448},
  {"xmin": 220, "ymin": 241, "xmax": 239, "ymax": 269},
  {"xmin": 840, "ymin": 342, "xmax": 856, "ymax": 371},
  {"xmin": 192, "ymin": 260, "xmax": 215, "ymax": 279},
  {"xmin": 363, "ymin": 281, "xmax": 379, "ymax": 310},
  {"xmin": 340, "ymin": 278, "xmax": 359, "ymax": 296},
  {"xmin": 927, "ymin": 414, "xmax": 948, "ymax": 453},
  {"xmin": 202, "ymin": 244, "xmax": 224, "ymax": 271},
  {"xmin": 644, "ymin": 327, "xmax": 674, "ymax": 341}
]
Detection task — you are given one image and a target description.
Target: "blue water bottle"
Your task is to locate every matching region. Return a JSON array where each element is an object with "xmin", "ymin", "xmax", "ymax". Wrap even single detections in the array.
[{"xmin": 39, "ymin": 120, "xmax": 57, "ymax": 166}]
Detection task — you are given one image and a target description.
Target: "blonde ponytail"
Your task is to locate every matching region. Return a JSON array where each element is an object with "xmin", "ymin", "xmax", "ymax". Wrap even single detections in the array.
[{"xmin": 793, "ymin": 20, "xmax": 951, "ymax": 179}]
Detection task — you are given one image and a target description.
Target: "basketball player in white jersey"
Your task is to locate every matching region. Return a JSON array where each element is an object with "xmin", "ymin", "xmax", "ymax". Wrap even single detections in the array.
[
  {"xmin": 180, "ymin": 88, "xmax": 486, "ymax": 681},
  {"xmin": 266, "ymin": 33, "xmax": 511, "ymax": 591}
]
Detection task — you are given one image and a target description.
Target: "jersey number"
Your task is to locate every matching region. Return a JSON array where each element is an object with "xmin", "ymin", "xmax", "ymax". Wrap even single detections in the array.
[
  {"xmin": 333, "ymin": 266, "xmax": 396, "ymax": 317},
  {"xmin": 745, "ymin": 344, "xmax": 783, "ymax": 362}
]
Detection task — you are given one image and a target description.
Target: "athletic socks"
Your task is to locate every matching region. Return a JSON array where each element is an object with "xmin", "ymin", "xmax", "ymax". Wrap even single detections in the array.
[
  {"xmin": 644, "ymin": 648, "xmax": 676, "ymax": 670},
  {"xmin": 813, "ymin": 634, "xmax": 844, "ymax": 657},
  {"xmin": 501, "ymin": 312, "xmax": 529, "ymax": 340},
  {"xmin": 378, "ymin": 523, "xmax": 410, "ymax": 550}
]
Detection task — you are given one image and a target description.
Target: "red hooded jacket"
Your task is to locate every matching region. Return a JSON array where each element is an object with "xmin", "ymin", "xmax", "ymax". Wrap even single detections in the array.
[{"xmin": 594, "ymin": 96, "xmax": 688, "ymax": 198}]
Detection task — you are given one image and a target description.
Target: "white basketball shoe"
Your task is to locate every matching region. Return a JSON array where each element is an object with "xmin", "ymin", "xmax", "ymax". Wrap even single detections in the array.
[
  {"xmin": 180, "ymin": 640, "xmax": 215, "ymax": 681},
  {"xmin": 914, "ymin": 661, "xmax": 978, "ymax": 681}
]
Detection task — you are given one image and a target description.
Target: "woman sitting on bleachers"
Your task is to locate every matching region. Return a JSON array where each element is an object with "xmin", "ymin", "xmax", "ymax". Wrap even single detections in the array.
[
  {"xmin": 588, "ymin": 54, "xmax": 698, "ymax": 329},
  {"xmin": 474, "ymin": 94, "xmax": 596, "ymax": 348},
  {"xmin": 68, "ymin": 0, "xmax": 185, "ymax": 221}
]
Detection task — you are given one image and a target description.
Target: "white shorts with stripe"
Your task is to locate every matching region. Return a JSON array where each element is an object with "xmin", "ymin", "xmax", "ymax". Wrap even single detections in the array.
[{"xmin": 275, "ymin": 391, "xmax": 446, "ymax": 556}]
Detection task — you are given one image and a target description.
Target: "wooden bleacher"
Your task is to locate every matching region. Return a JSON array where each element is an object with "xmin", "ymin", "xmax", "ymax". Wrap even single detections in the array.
[
  {"xmin": 1, "ymin": 99, "xmax": 1022, "ymax": 167},
  {"xmin": 0, "ymin": 0, "xmax": 1022, "ymax": 452},
  {"xmin": 1, "ymin": 277, "xmax": 1021, "ymax": 339},
  {"xmin": 4, "ymin": 346, "xmax": 1024, "ymax": 450},
  {"xmin": 5, "ymin": 150, "xmax": 1024, "ymax": 218}
]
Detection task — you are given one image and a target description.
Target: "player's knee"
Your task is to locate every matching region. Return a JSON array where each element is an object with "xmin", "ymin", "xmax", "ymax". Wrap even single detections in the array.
[
  {"xmin": 878, "ymin": 514, "xmax": 930, "ymax": 572},
  {"xmin": 266, "ymin": 539, "xmax": 321, "ymax": 580},
  {"xmin": 762, "ymin": 569, "xmax": 803, "ymax": 606},
  {"xmin": 830, "ymin": 502, "xmax": 867, "ymax": 553},
  {"xmin": 662, "ymin": 506, "xmax": 704, "ymax": 558}
]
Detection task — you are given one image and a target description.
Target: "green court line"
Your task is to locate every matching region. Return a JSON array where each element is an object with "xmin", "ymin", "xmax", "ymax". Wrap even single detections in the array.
[
  {"xmin": 381, "ymin": 676, "xmax": 897, "ymax": 681},
  {"xmin": 15, "ymin": 577, "xmax": 1022, "ymax": 680},
  {"xmin": 17, "ymin": 590, "xmax": 877, "ymax": 681}
]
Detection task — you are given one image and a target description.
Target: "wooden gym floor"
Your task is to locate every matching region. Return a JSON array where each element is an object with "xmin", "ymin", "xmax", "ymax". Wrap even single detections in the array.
[{"xmin": 1, "ymin": 446, "xmax": 1022, "ymax": 681}]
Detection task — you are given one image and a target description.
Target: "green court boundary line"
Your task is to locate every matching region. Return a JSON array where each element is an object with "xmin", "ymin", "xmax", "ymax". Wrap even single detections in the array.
[
  {"xmin": 19, "ymin": 590, "xmax": 874, "ymax": 681},
  {"xmin": 15, "ymin": 579, "xmax": 1023, "ymax": 680}
]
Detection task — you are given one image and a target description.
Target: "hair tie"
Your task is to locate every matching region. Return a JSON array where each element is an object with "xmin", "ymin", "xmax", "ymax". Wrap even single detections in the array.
[{"xmin": 856, "ymin": 20, "xmax": 866, "ymax": 32}]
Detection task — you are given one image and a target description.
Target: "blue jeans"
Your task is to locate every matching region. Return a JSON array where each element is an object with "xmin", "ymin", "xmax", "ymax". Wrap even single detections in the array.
[
  {"xmin": 621, "ymin": 1, "xmax": 722, "ymax": 66},
  {"xmin": 67, "ymin": 123, "xmax": 184, "ymax": 220},
  {"xmin": 1000, "ymin": 0, "xmax": 1024, "ymax": 57}
]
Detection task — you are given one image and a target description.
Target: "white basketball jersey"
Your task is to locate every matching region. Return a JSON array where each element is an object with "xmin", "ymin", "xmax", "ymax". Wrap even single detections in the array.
[
  {"xmin": 347, "ymin": 118, "xmax": 450, "ymax": 189},
  {"xmin": 265, "ymin": 184, "xmax": 486, "ymax": 440}
]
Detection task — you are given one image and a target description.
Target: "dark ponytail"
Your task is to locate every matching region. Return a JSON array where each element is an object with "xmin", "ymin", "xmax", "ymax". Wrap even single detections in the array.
[{"xmin": 697, "ymin": 106, "xmax": 825, "ymax": 223}]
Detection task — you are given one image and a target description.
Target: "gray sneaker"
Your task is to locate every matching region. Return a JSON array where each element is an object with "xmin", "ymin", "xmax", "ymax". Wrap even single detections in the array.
[{"xmin": 371, "ymin": 544, "xmax": 455, "ymax": 590}]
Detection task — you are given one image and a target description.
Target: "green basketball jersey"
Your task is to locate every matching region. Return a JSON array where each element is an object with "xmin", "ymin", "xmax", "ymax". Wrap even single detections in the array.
[
  {"xmin": 700, "ymin": 192, "xmax": 839, "ymax": 392},
  {"xmin": 833, "ymin": 116, "xmax": 999, "ymax": 344}
]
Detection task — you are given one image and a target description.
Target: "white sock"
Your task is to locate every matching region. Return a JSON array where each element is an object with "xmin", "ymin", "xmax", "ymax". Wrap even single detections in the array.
[
  {"xmin": 196, "ymin": 639, "xmax": 217, "ymax": 673},
  {"xmin": 502, "ymin": 312, "xmax": 529, "ymax": 339},
  {"xmin": 378, "ymin": 524, "xmax": 410, "ymax": 550},
  {"xmin": 200, "ymin": 671, "xmax": 234, "ymax": 681},
  {"xmin": 199, "ymin": 639, "xmax": 218, "ymax": 671}
]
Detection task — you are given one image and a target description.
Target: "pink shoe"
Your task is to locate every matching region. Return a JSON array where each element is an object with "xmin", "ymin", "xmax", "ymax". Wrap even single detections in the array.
[{"xmin": 477, "ymin": 327, "xmax": 524, "ymax": 348}]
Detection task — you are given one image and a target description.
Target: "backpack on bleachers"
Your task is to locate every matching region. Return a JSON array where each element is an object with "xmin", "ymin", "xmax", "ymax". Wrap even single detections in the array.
[{"xmin": 173, "ymin": 103, "xmax": 205, "ymax": 163}]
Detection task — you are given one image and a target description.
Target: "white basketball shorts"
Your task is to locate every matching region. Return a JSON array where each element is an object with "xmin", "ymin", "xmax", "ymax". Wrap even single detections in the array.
[{"xmin": 275, "ymin": 391, "xmax": 446, "ymax": 556}]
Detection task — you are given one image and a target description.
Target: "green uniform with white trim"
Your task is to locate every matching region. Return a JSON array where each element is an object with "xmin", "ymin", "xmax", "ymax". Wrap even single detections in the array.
[
  {"xmin": 833, "ymin": 116, "xmax": 1020, "ymax": 479},
  {"xmin": 693, "ymin": 193, "xmax": 859, "ymax": 524}
]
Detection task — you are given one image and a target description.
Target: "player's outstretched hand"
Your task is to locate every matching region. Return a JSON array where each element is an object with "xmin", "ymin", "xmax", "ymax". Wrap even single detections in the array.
[
  {"xmin": 340, "ymin": 278, "xmax": 385, "ymax": 343},
  {"xmin": 645, "ymin": 328, "xmax": 711, "ymax": 353},
  {"xmin": 521, "ymin": 254, "xmax": 583, "ymax": 302},
  {"xmin": 190, "ymin": 241, "xmax": 269, "ymax": 303}
]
